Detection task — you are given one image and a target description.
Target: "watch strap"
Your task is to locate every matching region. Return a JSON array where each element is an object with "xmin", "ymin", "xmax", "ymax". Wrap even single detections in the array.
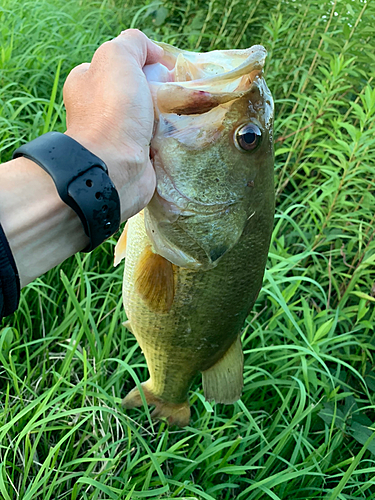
[
  {"xmin": 0, "ymin": 222, "xmax": 20, "ymax": 318},
  {"xmin": 13, "ymin": 132, "xmax": 121, "ymax": 252}
]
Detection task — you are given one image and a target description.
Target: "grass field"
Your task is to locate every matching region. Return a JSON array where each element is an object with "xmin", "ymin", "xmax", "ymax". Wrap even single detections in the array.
[{"xmin": 1, "ymin": 0, "xmax": 375, "ymax": 498}]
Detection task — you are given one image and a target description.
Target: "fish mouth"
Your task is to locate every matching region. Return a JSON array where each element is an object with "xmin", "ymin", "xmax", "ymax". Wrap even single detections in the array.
[{"xmin": 144, "ymin": 43, "xmax": 267, "ymax": 95}]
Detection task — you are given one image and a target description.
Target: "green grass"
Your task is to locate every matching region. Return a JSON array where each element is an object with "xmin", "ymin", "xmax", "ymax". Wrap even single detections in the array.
[{"xmin": 1, "ymin": 0, "xmax": 375, "ymax": 498}]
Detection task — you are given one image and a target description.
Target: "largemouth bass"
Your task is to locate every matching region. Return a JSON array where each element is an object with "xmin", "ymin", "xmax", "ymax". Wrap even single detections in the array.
[{"xmin": 114, "ymin": 42, "xmax": 274, "ymax": 427}]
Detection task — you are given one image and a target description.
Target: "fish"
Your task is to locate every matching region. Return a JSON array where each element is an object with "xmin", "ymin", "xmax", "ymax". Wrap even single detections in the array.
[{"xmin": 114, "ymin": 42, "xmax": 274, "ymax": 427}]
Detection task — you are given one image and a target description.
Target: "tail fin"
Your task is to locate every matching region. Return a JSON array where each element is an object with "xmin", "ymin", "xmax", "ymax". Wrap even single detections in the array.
[{"xmin": 122, "ymin": 379, "xmax": 190, "ymax": 427}]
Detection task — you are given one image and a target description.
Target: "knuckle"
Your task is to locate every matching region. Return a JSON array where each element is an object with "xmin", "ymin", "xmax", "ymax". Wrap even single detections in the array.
[
  {"xmin": 95, "ymin": 40, "xmax": 116, "ymax": 57},
  {"xmin": 64, "ymin": 63, "xmax": 88, "ymax": 86},
  {"xmin": 63, "ymin": 63, "xmax": 88, "ymax": 98},
  {"xmin": 120, "ymin": 28, "xmax": 143, "ymax": 39},
  {"xmin": 72, "ymin": 62, "xmax": 90, "ymax": 75},
  {"xmin": 63, "ymin": 69, "xmax": 75, "ymax": 93}
]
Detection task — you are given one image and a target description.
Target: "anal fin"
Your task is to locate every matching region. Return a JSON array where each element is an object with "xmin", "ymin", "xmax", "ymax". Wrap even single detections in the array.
[{"xmin": 202, "ymin": 335, "xmax": 243, "ymax": 404}]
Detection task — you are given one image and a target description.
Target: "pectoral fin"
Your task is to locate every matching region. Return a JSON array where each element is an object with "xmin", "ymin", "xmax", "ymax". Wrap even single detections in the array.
[
  {"xmin": 114, "ymin": 221, "xmax": 129, "ymax": 267},
  {"xmin": 202, "ymin": 336, "xmax": 243, "ymax": 404},
  {"xmin": 134, "ymin": 245, "xmax": 175, "ymax": 313}
]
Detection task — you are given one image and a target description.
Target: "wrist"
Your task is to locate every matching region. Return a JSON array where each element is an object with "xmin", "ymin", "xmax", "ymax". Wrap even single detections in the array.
[
  {"xmin": 0, "ymin": 156, "xmax": 89, "ymax": 287},
  {"xmin": 64, "ymin": 128, "xmax": 155, "ymax": 222},
  {"xmin": 14, "ymin": 132, "xmax": 121, "ymax": 253}
]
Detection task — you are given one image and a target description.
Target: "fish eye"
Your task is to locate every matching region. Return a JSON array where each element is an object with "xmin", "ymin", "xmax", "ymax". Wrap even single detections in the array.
[{"xmin": 234, "ymin": 123, "xmax": 262, "ymax": 152}]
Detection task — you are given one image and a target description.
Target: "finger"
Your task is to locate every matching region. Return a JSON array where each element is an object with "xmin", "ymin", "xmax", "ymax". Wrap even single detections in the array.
[
  {"xmin": 145, "ymin": 40, "xmax": 164, "ymax": 66},
  {"xmin": 116, "ymin": 29, "xmax": 164, "ymax": 67},
  {"xmin": 68, "ymin": 62, "xmax": 90, "ymax": 77},
  {"xmin": 63, "ymin": 63, "xmax": 90, "ymax": 94},
  {"xmin": 120, "ymin": 158, "xmax": 156, "ymax": 222},
  {"xmin": 89, "ymin": 30, "xmax": 162, "ymax": 75},
  {"xmin": 63, "ymin": 62, "xmax": 90, "ymax": 103},
  {"xmin": 129, "ymin": 158, "xmax": 156, "ymax": 218}
]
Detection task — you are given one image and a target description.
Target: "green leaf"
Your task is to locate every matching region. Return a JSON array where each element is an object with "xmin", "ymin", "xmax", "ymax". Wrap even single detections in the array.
[
  {"xmin": 318, "ymin": 403, "xmax": 346, "ymax": 431},
  {"xmin": 42, "ymin": 59, "xmax": 62, "ymax": 134},
  {"xmin": 351, "ymin": 291, "xmax": 375, "ymax": 302},
  {"xmin": 313, "ymin": 318, "xmax": 334, "ymax": 343},
  {"xmin": 348, "ymin": 422, "xmax": 375, "ymax": 455},
  {"xmin": 76, "ymin": 478, "xmax": 120, "ymax": 499},
  {"xmin": 0, "ymin": 327, "xmax": 14, "ymax": 356}
]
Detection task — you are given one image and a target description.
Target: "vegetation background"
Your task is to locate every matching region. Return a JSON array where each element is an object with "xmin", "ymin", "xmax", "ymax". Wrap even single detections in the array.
[{"xmin": 1, "ymin": 0, "xmax": 375, "ymax": 498}]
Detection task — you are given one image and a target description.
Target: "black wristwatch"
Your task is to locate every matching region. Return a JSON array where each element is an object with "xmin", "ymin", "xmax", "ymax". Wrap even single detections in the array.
[
  {"xmin": 0, "ymin": 222, "xmax": 20, "ymax": 318},
  {"xmin": 13, "ymin": 132, "xmax": 121, "ymax": 252}
]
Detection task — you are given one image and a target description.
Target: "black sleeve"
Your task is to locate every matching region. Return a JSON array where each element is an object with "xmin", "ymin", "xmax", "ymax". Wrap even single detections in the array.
[{"xmin": 0, "ymin": 223, "xmax": 20, "ymax": 320}]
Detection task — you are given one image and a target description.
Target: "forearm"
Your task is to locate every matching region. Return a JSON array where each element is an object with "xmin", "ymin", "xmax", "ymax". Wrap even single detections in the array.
[
  {"xmin": 0, "ymin": 155, "xmax": 89, "ymax": 288},
  {"xmin": 0, "ymin": 30, "xmax": 161, "ymax": 291}
]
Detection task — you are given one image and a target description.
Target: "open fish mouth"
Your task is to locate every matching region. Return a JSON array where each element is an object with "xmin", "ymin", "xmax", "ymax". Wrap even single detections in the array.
[
  {"xmin": 144, "ymin": 43, "xmax": 267, "ymax": 115},
  {"xmin": 144, "ymin": 43, "xmax": 267, "ymax": 89}
]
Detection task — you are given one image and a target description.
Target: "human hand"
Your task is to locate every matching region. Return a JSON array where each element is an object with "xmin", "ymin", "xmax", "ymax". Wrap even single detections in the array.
[{"xmin": 63, "ymin": 29, "xmax": 163, "ymax": 222}]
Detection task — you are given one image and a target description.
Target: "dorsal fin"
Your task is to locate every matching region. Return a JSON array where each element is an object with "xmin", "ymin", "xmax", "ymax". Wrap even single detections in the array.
[{"xmin": 134, "ymin": 245, "xmax": 175, "ymax": 313}]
